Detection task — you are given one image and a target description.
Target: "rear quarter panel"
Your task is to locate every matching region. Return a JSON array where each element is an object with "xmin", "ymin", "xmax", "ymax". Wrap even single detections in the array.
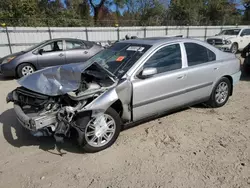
[{"xmin": 212, "ymin": 52, "xmax": 240, "ymax": 89}]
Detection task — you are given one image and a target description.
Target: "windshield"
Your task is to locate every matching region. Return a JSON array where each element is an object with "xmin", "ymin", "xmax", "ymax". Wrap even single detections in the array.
[
  {"xmin": 84, "ymin": 42, "xmax": 152, "ymax": 78},
  {"xmin": 23, "ymin": 40, "xmax": 50, "ymax": 52},
  {"xmin": 219, "ymin": 29, "xmax": 240, "ymax": 35}
]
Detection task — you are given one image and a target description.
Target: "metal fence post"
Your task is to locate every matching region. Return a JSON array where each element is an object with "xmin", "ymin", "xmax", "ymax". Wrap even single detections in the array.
[
  {"xmin": 85, "ymin": 27, "xmax": 89, "ymax": 41},
  {"xmin": 5, "ymin": 27, "xmax": 12, "ymax": 54},
  {"xmin": 186, "ymin": 25, "xmax": 189, "ymax": 38},
  {"xmin": 144, "ymin": 27, "xmax": 146, "ymax": 38},
  {"xmin": 48, "ymin": 27, "xmax": 52, "ymax": 39},
  {"xmin": 204, "ymin": 27, "xmax": 208, "ymax": 41},
  {"xmin": 165, "ymin": 26, "xmax": 168, "ymax": 36},
  {"xmin": 117, "ymin": 27, "xmax": 120, "ymax": 40}
]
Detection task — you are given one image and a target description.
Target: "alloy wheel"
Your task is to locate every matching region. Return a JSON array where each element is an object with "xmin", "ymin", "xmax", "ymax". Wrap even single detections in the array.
[
  {"xmin": 21, "ymin": 65, "xmax": 34, "ymax": 76},
  {"xmin": 85, "ymin": 114, "xmax": 116, "ymax": 147},
  {"xmin": 215, "ymin": 82, "xmax": 229, "ymax": 104}
]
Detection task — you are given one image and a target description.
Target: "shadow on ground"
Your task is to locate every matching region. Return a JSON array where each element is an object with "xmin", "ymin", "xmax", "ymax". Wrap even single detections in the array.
[
  {"xmin": 123, "ymin": 107, "xmax": 190, "ymax": 131},
  {"xmin": 0, "ymin": 109, "xmax": 84, "ymax": 155},
  {"xmin": 0, "ymin": 75, "xmax": 15, "ymax": 81},
  {"xmin": 1, "ymin": 107, "xmax": 190, "ymax": 154},
  {"xmin": 241, "ymin": 58, "xmax": 250, "ymax": 81}
]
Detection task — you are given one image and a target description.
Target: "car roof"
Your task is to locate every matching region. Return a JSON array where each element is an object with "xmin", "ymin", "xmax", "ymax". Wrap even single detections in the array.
[
  {"xmin": 221, "ymin": 28, "xmax": 244, "ymax": 30},
  {"xmin": 48, "ymin": 38, "xmax": 86, "ymax": 42},
  {"xmin": 119, "ymin": 37, "xmax": 204, "ymax": 47}
]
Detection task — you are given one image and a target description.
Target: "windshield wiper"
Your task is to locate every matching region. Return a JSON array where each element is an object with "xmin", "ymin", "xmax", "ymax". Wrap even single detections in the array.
[{"xmin": 93, "ymin": 62, "xmax": 117, "ymax": 81}]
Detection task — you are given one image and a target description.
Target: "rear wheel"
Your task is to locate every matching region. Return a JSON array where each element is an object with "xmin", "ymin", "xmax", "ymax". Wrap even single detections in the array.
[
  {"xmin": 207, "ymin": 77, "xmax": 231, "ymax": 108},
  {"xmin": 76, "ymin": 108, "xmax": 122, "ymax": 153},
  {"xmin": 17, "ymin": 63, "xmax": 35, "ymax": 78}
]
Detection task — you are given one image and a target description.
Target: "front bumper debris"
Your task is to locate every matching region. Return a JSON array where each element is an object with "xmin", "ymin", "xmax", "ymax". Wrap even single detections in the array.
[
  {"xmin": 210, "ymin": 44, "xmax": 231, "ymax": 52},
  {"xmin": 14, "ymin": 104, "xmax": 57, "ymax": 131}
]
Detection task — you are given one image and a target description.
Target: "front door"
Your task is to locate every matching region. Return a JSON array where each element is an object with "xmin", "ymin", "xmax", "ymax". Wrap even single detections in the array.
[
  {"xmin": 132, "ymin": 43, "xmax": 190, "ymax": 121},
  {"xmin": 37, "ymin": 40, "xmax": 66, "ymax": 69}
]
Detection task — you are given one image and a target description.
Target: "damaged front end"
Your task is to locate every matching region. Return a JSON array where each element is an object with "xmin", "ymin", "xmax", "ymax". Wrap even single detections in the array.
[{"xmin": 7, "ymin": 62, "xmax": 121, "ymax": 146}]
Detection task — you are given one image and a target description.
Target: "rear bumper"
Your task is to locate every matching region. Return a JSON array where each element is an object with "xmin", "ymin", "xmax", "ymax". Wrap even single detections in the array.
[{"xmin": 231, "ymin": 71, "xmax": 241, "ymax": 85}]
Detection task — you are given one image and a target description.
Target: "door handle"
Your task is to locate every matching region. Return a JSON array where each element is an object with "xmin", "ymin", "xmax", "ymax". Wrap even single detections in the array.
[
  {"xmin": 84, "ymin": 51, "xmax": 88, "ymax": 54},
  {"xmin": 214, "ymin": 67, "xmax": 219, "ymax": 70},
  {"xmin": 59, "ymin": 53, "xmax": 64, "ymax": 57},
  {"xmin": 177, "ymin": 75, "xmax": 185, "ymax": 80}
]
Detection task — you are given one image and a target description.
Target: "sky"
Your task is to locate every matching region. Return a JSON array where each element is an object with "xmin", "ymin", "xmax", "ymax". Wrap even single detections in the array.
[{"xmin": 236, "ymin": 0, "xmax": 245, "ymax": 10}]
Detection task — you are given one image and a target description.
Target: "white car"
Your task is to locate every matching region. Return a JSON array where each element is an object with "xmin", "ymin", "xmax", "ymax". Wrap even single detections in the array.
[{"xmin": 207, "ymin": 28, "xmax": 250, "ymax": 53}]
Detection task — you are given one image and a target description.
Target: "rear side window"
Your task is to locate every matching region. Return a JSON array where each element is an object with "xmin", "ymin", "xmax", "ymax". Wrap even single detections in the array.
[
  {"xmin": 185, "ymin": 43, "xmax": 216, "ymax": 66},
  {"xmin": 65, "ymin": 40, "xmax": 85, "ymax": 50},
  {"xmin": 84, "ymin": 41, "xmax": 94, "ymax": 49}
]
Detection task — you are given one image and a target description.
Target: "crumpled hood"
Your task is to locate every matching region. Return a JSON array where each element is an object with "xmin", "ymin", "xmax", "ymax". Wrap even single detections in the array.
[{"xmin": 18, "ymin": 62, "xmax": 94, "ymax": 96}]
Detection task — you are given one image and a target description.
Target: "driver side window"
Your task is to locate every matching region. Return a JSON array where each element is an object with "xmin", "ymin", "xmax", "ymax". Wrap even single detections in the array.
[
  {"xmin": 40, "ymin": 41, "xmax": 63, "ymax": 53},
  {"xmin": 143, "ymin": 44, "xmax": 182, "ymax": 74}
]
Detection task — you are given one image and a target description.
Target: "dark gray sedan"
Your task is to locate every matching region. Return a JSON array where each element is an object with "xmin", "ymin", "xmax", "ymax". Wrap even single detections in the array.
[{"xmin": 0, "ymin": 38, "xmax": 103, "ymax": 78}]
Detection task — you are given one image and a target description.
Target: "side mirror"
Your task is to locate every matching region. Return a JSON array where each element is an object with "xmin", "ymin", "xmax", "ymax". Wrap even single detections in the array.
[
  {"xmin": 38, "ymin": 49, "xmax": 44, "ymax": 55},
  {"xmin": 138, "ymin": 67, "xmax": 157, "ymax": 79},
  {"xmin": 241, "ymin": 33, "xmax": 245, "ymax": 37}
]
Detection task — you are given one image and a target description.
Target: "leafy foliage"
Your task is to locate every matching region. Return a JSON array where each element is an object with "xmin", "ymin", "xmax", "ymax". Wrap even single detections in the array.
[{"xmin": 0, "ymin": 0, "xmax": 246, "ymax": 26}]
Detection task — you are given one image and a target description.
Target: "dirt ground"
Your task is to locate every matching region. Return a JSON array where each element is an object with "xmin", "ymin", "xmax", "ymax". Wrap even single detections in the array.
[{"xmin": 0, "ymin": 65, "xmax": 250, "ymax": 188}]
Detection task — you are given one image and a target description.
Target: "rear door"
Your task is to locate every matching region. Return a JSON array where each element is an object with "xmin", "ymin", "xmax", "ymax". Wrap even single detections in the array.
[
  {"xmin": 65, "ymin": 40, "xmax": 95, "ymax": 64},
  {"xmin": 183, "ymin": 42, "xmax": 219, "ymax": 102},
  {"xmin": 37, "ymin": 40, "xmax": 65, "ymax": 68}
]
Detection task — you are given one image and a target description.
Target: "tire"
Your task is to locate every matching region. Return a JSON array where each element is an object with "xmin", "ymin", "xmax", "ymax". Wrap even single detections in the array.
[
  {"xmin": 76, "ymin": 108, "xmax": 122, "ymax": 153},
  {"xmin": 207, "ymin": 77, "xmax": 231, "ymax": 108},
  {"xmin": 231, "ymin": 43, "xmax": 238, "ymax": 54},
  {"xmin": 17, "ymin": 63, "xmax": 35, "ymax": 78}
]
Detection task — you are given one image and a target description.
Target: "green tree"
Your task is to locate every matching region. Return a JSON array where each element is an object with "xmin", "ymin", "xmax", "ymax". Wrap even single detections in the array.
[
  {"xmin": 0, "ymin": 0, "xmax": 41, "ymax": 26},
  {"xmin": 89, "ymin": 0, "xmax": 106, "ymax": 24},
  {"xmin": 64, "ymin": 0, "xmax": 92, "ymax": 26},
  {"xmin": 243, "ymin": 0, "xmax": 250, "ymax": 23},
  {"xmin": 168, "ymin": 0, "xmax": 206, "ymax": 25},
  {"xmin": 139, "ymin": 0, "xmax": 166, "ymax": 26},
  {"xmin": 204, "ymin": 0, "xmax": 241, "ymax": 25}
]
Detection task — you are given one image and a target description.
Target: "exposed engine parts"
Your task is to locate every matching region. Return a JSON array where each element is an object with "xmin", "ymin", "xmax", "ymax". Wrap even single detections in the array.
[
  {"xmin": 54, "ymin": 103, "xmax": 85, "ymax": 143},
  {"xmin": 7, "ymin": 76, "xmax": 112, "ymax": 148}
]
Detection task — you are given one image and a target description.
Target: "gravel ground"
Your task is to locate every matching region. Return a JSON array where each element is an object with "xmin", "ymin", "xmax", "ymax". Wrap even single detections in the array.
[{"xmin": 0, "ymin": 66, "xmax": 250, "ymax": 188}]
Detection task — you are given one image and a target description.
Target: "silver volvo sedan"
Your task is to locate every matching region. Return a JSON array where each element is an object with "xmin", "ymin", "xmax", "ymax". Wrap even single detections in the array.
[{"xmin": 7, "ymin": 37, "xmax": 241, "ymax": 153}]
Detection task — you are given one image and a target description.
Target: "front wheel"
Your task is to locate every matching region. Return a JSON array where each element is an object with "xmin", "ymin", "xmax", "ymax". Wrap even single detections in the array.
[
  {"xmin": 231, "ymin": 43, "xmax": 238, "ymax": 54},
  {"xmin": 76, "ymin": 108, "xmax": 122, "ymax": 153},
  {"xmin": 17, "ymin": 63, "xmax": 35, "ymax": 78},
  {"xmin": 207, "ymin": 77, "xmax": 231, "ymax": 108}
]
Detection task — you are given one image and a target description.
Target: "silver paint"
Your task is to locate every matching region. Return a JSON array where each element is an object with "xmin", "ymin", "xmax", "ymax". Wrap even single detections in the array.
[{"xmin": 15, "ymin": 37, "xmax": 241, "ymax": 128}]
